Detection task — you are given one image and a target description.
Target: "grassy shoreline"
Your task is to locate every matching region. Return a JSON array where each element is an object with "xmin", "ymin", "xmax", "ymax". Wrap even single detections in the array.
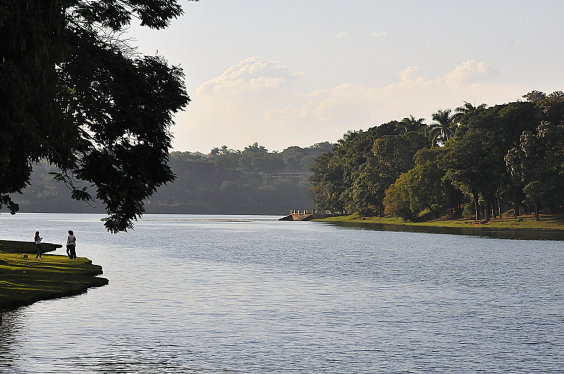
[
  {"xmin": 0, "ymin": 240, "xmax": 108, "ymax": 312},
  {"xmin": 314, "ymin": 212, "xmax": 564, "ymax": 233}
]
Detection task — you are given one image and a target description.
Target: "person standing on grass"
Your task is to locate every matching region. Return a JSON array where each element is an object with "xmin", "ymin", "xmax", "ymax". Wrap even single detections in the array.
[
  {"xmin": 34, "ymin": 231, "xmax": 42, "ymax": 259},
  {"xmin": 67, "ymin": 230, "xmax": 77, "ymax": 259}
]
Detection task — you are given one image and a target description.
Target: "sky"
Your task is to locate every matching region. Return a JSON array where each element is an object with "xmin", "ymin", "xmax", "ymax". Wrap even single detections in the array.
[{"xmin": 128, "ymin": 0, "xmax": 564, "ymax": 153}]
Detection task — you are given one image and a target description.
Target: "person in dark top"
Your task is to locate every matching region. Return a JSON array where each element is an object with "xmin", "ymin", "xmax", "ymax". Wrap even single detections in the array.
[{"xmin": 35, "ymin": 231, "xmax": 42, "ymax": 259}]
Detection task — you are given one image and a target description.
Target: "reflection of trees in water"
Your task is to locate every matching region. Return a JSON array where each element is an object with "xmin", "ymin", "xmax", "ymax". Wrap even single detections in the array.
[{"xmin": 0, "ymin": 310, "xmax": 27, "ymax": 366}]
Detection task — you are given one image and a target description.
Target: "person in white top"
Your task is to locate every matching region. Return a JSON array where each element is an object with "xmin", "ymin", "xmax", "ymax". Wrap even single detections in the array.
[{"xmin": 67, "ymin": 230, "xmax": 77, "ymax": 259}]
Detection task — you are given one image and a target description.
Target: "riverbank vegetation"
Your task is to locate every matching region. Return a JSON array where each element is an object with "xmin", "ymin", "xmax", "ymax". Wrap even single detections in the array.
[
  {"xmin": 0, "ymin": 241, "xmax": 108, "ymax": 311},
  {"xmin": 5, "ymin": 91, "xmax": 564, "ymax": 224},
  {"xmin": 310, "ymin": 91, "xmax": 564, "ymax": 224}
]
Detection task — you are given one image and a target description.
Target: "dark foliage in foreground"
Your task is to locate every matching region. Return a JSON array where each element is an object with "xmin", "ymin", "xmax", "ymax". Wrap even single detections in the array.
[{"xmin": 0, "ymin": 1, "xmax": 194, "ymax": 232}]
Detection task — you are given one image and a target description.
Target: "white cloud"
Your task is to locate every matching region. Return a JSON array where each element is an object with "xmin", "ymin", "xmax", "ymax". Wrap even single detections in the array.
[
  {"xmin": 197, "ymin": 56, "xmax": 302, "ymax": 96},
  {"xmin": 264, "ymin": 60, "xmax": 509, "ymax": 125},
  {"xmin": 172, "ymin": 58, "xmax": 526, "ymax": 152},
  {"xmin": 335, "ymin": 32, "xmax": 349, "ymax": 38},
  {"xmin": 371, "ymin": 31, "xmax": 387, "ymax": 37},
  {"xmin": 442, "ymin": 60, "xmax": 500, "ymax": 88},
  {"xmin": 398, "ymin": 66, "xmax": 422, "ymax": 81}
]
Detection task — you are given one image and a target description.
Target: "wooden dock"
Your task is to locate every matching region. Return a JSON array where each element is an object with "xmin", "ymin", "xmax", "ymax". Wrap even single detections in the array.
[{"xmin": 278, "ymin": 210, "xmax": 318, "ymax": 221}]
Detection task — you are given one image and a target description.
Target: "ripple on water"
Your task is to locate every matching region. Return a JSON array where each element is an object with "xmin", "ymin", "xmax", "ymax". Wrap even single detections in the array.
[{"xmin": 0, "ymin": 213, "xmax": 563, "ymax": 373}]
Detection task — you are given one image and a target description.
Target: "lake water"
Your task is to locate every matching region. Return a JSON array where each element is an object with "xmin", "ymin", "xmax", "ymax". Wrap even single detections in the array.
[{"xmin": 1, "ymin": 213, "xmax": 563, "ymax": 373}]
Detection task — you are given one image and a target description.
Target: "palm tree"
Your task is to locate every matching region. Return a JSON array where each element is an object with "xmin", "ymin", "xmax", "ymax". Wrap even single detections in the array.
[
  {"xmin": 398, "ymin": 115, "xmax": 427, "ymax": 134},
  {"xmin": 429, "ymin": 109, "xmax": 456, "ymax": 146},
  {"xmin": 453, "ymin": 101, "xmax": 487, "ymax": 124}
]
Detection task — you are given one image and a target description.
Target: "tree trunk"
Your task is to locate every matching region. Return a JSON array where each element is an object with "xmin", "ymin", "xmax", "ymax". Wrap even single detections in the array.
[
  {"xmin": 513, "ymin": 191, "xmax": 519, "ymax": 217},
  {"xmin": 472, "ymin": 189, "xmax": 480, "ymax": 220},
  {"xmin": 426, "ymin": 203, "xmax": 439, "ymax": 219},
  {"xmin": 484, "ymin": 198, "xmax": 491, "ymax": 222},
  {"xmin": 535, "ymin": 199, "xmax": 540, "ymax": 221}
]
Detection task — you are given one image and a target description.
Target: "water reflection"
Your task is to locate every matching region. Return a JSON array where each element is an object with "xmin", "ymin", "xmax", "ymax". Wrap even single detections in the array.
[
  {"xmin": 326, "ymin": 221, "xmax": 564, "ymax": 240},
  {"xmin": 0, "ymin": 214, "xmax": 563, "ymax": 373},
  {"xmin": 0, "ymin": 309, "xmax": 27, "ymax": 372}
]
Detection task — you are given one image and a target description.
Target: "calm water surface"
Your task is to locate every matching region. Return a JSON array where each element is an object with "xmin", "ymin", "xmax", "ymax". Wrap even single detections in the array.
[{"xmin": 1, "ymin": 213, "xmax": 563, "ymax": 373}]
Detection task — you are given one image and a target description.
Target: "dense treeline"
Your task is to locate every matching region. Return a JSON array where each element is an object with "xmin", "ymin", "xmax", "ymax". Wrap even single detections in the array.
[
  {"xmin": 9, "ymin": 91, "xmax": 563, "ymax": 220},
  {"xmin": 310, "ymin": 91, "xmax": 564, "ymax": 221},
  {"xmin": 10, "ymin": 142, "xmax": 333, "ymax": 215},
  {"xmin": 148, "ymin": 142, "xmax": 333, "ymax": 214}
]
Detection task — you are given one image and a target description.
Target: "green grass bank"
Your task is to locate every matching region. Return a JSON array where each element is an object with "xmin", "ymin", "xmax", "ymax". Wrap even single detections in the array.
[
  {"xmin": 316, "ymin": 212, "xmax": 564, "ymax": 230},
  {"xmin": 0, "ymin": 240, "xmax": 108, "ymax": 311},
  {"xmin": 314, "ymin": 212, "xmax": 564, "ymax": 240}
]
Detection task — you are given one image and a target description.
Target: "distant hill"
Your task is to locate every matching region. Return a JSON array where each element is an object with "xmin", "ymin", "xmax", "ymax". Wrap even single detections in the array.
[{"xmin": 5, "ymin": 142, "xmax": 334, "ymax": 216}]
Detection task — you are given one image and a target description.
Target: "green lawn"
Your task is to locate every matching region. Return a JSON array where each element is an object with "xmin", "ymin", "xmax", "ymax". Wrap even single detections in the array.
[
  {"xmin": 0, "ymin": 240, "xmax": 108, "ymax": 311},
  {"xmin": 316, "ymin": 212, "xmax": 564, "ymax": 231}
]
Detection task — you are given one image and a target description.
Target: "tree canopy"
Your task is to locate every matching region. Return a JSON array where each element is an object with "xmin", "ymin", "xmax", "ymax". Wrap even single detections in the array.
[
  {"xmin": 0, "ymin": 1, "xmax": 193, "ymax": 232},
  {"xmin": 310, "ymin": 91, "xmax": 564, "ymax": 222}
]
